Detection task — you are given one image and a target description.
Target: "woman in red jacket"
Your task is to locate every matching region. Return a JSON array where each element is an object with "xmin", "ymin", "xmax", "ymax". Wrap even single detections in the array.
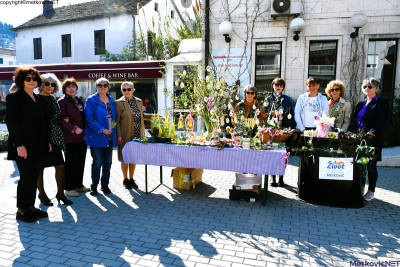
[{"xmin": 58, "ymin": 78, "xmax": 90, "ymax": 197}]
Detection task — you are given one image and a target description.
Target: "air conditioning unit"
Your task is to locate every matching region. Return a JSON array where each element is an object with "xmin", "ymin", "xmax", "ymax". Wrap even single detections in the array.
[{"xmin": 271, "ymin": 0, "xmax": 301, "ymax": 17}]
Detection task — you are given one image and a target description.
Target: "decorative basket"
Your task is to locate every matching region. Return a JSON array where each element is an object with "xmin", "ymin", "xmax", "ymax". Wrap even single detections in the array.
[{"xmin": 261, "ymin": 132, "xmax": 292, "ymax": 143}]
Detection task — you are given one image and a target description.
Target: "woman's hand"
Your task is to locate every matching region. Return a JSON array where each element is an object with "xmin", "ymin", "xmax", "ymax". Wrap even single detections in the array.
[
  {"xmin": 17, "ymin": 146, "xmax": 27, "ymax": 159},
  {"xmin": 49, "ymin": 143, "xmax": 52, "ymax": 152},
  {"xmin": 102, "ymin": 129, "xmax": 112, "ymax": 135},
  {"xmin": 75, "ymin": 127, "xmax": 83, "ymax": 135},
  {"xmin": 118, "ymin": 137, "xmax": 123, "ymax": 146},
  {"xmin": 64, "ymin": 117, "xmax": 69, "ymax": 123}
]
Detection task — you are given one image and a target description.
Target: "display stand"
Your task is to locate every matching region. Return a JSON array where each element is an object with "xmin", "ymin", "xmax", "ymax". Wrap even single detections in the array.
[{"xmin": 297, "ymin": 137, "xmax": 365, "ymax": 208}]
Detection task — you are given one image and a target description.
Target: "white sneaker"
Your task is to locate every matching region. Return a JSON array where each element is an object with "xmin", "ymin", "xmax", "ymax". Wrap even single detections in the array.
[
  {"xmin": 65, "ymin": 190, "xmax": 80, "ymax": 197},
  {"xmin": 364, "ymin": 190, "xmax": 375, "ymax": 201},
  {"xmin": 76, "ymin": 186, "xmax": 90, "ymax": 192}
]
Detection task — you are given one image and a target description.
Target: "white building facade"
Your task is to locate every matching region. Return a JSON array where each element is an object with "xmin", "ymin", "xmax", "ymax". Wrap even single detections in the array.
[{"xmin": 205, "ymin": 0, "xmax": 400, "ymax": 103}]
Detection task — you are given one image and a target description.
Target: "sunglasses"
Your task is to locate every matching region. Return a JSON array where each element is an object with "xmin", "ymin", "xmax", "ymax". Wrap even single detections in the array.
[
  {"xmin": 44, "ymin": 81, "xmax": 56, "ymax": 87},
  {"xmin": 363, "ymin": 85, "xmax": 373, "ymax": 89},
  {"xmin": 122, "ymin": 88, "xmax": 132, "ymax": 92},
  {"xmin": 66, "ymin": 86, "xmax": 76, "ymax": 90},
  {"xmin": 24, "ymin": 76, "xmax": 38, "ymax": 82},
  {"xmin": 330, "ymin": 88, "xmax": 340, "ymax": 92},
  {"xmin": 246, "ymin": 92, "xmax": 255, "ymax": 95},
  {"xmin": 97, "ymin": 84, "xmax": 109, "ymax": 88}
]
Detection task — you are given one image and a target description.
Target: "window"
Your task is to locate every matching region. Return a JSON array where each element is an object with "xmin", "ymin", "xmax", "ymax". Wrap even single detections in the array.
[
  {"xmin": 308, "ymin": 40, "xmax": 338, "ymax": 92},
  {"xmin": 62, "ymin": 34, "xmax": 71, "ymax": 57},
  {"xmin": 0, "ymin": 58, "xmax": 3, "ymax": 64},
  {"xmin": 154, "ymin": 2, "xmax": 158, "ymax": 11},
  {"xmin": 33, "ymin": 38, "xmax": 42, "ymax": 60},
  {"xmin": 94, "ymin": 30, "xmax": 105, "ymax": 55},
  {"xmin": 254, "ymin": 42, "xmax": 282, "ymax": 99},
  {"xmin": 147, "ymin": 31, "xmax": 155, "ymax": 55},
  {"xmin": 367, "ymin": 40, "xmax": 398, "ymax": 95},
  {"xmin": 171, "ymin": 10, "xmax": 175, "ymax": 19}
]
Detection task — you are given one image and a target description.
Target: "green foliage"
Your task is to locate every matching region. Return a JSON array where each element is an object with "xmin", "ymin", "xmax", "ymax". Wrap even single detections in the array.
[{"xmin": 0, "ymin": 130, "xmax": 8, "ymax": 152}]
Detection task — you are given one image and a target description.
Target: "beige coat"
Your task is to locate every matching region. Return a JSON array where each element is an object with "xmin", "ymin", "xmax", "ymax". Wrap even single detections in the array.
[
  {"xmin": 329, "ymin": 97, "xmax": 352, "ymax": 132},
  {"xmin": 116, "ymin": 96, "xmax": 152, "ymax": 162}
]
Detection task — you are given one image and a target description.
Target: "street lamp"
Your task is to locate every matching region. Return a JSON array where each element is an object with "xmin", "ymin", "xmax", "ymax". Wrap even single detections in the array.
[
  {"xmin": 289, "ymin": 18, "xmax": 305, "ymax": 41},
  {"xmin": 219, "ymin": 21, "xmax": 233, "ymax": 43},
  {"xmin": 350, "ymin": 13, "xmax": 368, "ymax": 38}
]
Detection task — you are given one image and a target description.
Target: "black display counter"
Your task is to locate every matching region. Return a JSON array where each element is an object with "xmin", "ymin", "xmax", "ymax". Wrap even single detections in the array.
[{"xmin": 297, "ymin": 137, "xmax": 365, "ymax": 208}]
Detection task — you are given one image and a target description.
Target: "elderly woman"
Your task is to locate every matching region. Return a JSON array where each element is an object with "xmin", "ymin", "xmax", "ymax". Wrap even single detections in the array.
[
  {"xmin": 325, "ymin": 80, "xmax": 351, "ymax": 132},
  {"xmin": 353, "ymin": 78, "xmax": 390, "ymax": 201},
  {"xmin": 85, "ymin": 77, "xmax": 117, "ymax": 196},
  {"xmin": 58, "ymin": 78, "xmax": 90, "ymax": 198},
  {"xmin": 295, "ymin": 77, "xmax": 329, "ymax": 131},
  {"xmin": 233, "ymin": 85, "xmax": 267, "ymax": 129},
  {"xmin": 37, "ymin": 73, "xmax": 72, "ymax": 206},
  {"xmin": 263, "ymin": 78, "xmax": 296, "ymax": 187},
  {"xmin": 6, "ymin": 66, "xmax": 50, "ymax": 222},
  {"xmin": 116, "ymin": 82, "xmax": 155, "ymax": 189}
]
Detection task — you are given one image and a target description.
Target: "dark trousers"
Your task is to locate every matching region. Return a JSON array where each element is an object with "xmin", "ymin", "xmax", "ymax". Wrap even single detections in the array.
[
  {"xmin": 90, "ymin": 143, "xmax": 113, "ymax": 189},
  {"xmin": 367, "ymin": 159, "xmax": 378, "ymax": 192},
  {"xmin": 64, "ymin": 142, "xmax": 87, "ymax": 190},
  {"xmin": 15, "ymin": 157, "xmax": 42, "ymax": 209}
]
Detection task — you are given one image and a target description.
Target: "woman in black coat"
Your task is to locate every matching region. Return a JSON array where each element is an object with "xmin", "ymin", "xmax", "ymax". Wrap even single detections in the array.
[
  {"xmin": 6, "ymin": 66, "xmax": 51, "ymax": 222},
  {"xmin": 353, "ymin": 77, "xmax": 390, "ymax": 202}
]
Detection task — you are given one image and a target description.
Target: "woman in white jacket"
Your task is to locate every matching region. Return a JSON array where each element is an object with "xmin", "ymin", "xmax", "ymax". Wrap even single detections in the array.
[{"xmin": 295, "ymin": 77, "xmax": 329, "ymax": 132}]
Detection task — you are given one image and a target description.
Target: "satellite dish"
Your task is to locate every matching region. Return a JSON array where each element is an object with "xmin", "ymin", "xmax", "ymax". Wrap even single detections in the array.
[
  {"xmin": 272, "ymin": 0, "xmax": 290, "ymax": 13},
  {"xmin": 181, "ymin": 0, "xmax": 192, "ymax": 8}
]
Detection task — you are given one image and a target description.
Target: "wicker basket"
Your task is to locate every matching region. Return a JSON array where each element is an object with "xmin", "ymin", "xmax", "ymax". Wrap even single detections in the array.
[{"xmin": 261, "ymin": 132, "xmax": 292, "ymax": 143}]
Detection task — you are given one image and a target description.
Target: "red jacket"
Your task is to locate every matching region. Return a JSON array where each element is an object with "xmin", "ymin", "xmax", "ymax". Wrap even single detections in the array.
[{"xmin": 58, "ymin": 95, "xmax": 86, "ymax": 143}]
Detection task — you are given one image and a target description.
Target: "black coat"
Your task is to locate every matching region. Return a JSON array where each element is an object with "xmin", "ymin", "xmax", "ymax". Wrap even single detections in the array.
[
  {"xmin": 6, "ymin": 89, "xmax": 50, "ymax": 161},
  {"xmin": 264, "ymin": 94, "xmax": 296, "ymax": 129},
  {"xmin": 353, "ymin": 96, "xmax": 390, "ymax": 161}
]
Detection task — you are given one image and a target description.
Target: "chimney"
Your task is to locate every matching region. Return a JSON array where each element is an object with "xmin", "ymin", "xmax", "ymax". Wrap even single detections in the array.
[{"xmin": 43, "ymin": 0, "xmax": 54, "ymax": 14}]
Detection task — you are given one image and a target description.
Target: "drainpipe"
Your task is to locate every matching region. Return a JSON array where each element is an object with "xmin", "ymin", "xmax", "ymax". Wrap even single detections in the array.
[{"xmin": 205, "ymin": 0, "xmax": 210, "ymax": 67}]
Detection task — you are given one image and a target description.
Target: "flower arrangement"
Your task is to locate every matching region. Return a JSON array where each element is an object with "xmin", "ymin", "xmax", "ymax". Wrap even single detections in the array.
[
  {"xmin": 314, "ymin": 112, "xmax": 335, "ymax": 138},
  {"xmin": 233, "ymin": 117, "xmax": 255, "ymax": 138},
  {"xmin": 148, "ymin": 112, "xmax": 175, "ymax": 141}
]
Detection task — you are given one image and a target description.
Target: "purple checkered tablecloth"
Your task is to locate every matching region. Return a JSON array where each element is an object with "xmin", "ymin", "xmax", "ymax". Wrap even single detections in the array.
[{"xmin": 122, "ymin": 142, "xmax": 286, "ymax": 175}]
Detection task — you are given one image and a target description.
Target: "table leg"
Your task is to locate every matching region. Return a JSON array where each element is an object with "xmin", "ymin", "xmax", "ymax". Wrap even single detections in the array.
[
  {"xmin": 262, "ymin": 174, "xmax": 268, "ymax": 206},
  {"xmin": 160, "ymin": 166, "xmax": 163, "ymax": 184},
  {"xmin": 145, "ymin": 165, "xmax": 148, "ymax": 194}
]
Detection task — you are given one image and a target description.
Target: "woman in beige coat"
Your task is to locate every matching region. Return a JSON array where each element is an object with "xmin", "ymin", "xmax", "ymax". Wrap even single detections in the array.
[
  {"xmin": 325, "ymin": 80, "xmax": 352, "ymax": 132},
  {"xmin": 116, "ymin": 82, "xmax": 153, "ymax": 189}
]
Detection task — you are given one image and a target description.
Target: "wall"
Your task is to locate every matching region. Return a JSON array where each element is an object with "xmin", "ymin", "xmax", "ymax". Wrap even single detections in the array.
[
  {"xmin": 0, "ymin": 53, "xmax": 15, "ymax": 66},
  {"xmin": 207, "ymin": 0, "xmax": 400, "ymax": 99}
]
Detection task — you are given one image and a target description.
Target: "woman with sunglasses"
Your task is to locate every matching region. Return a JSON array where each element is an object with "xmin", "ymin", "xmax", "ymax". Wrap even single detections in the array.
[
  {"xmin": 263, "ymin": 78, "xmax": 296, "ymax": 187},
  {"xmin": 233, "ymin": 85, "xmax": 267, "ymax": 131},
  {"xmin": 6, "ymin": 66, "xmax": 50, "ymax": 222},
  {"xmin": 353, "ymin": 78, "xmax": 390, "ymax": 201},
  {"xmin": 85, "ymin": 77, "xmax": 117, "ymax": 196},
  {"xmin": 325, "ymin": 80, "xmax": 351, "ymax": 132},
  {"xmin": 36, "ymin": 73, "xmax": 72, "ymax": 206},
  {"xmin": 116, "ymin": 82, "xmax": 155, "ymax": 189},
  {"xmin": 58, "ymin": 78, "xmax": 90, "ymax": 199}
]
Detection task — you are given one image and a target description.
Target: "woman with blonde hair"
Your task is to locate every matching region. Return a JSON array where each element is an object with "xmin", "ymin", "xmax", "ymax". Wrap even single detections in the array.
[{"xmin": 325, "ymin": 80, "xmax": 351, "ymax": 132}]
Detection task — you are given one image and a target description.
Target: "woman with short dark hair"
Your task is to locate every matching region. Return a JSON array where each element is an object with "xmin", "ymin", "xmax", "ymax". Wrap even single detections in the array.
[
  {"xmin": 353, "ymin": 78, "xmax": 390, "ymax": 201},
  {"xmin": 58, "ymin": 78, "xmax": 90, "ymax": 198},
  {"xmin": 37, "ymin": 73, "xmax": 72, "ymax": 206},
  {"xmin": 6, "ymin": 66, "xmax": 50, "ymax": 222}
]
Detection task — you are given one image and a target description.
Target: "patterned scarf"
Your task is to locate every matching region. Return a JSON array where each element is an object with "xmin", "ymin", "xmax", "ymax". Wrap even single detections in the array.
[
  {"xmin": 65, "ymin": 95, "xmax": 83, "ymax": 111},
  {"xmin": 49, "ymin": 95, "xmax": 66, "ymax": 152}
]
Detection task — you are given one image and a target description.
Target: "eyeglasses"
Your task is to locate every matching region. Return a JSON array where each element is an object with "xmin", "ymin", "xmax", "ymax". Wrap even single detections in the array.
[
  {"xmin": 246, "ymin": 92, "xmax": 255, "ymax": 95},
  {"xmin": 274, "ymin": 84, "xmax": 284, "ymax": 87},
  {"xmin": 363, "ymin": 85, "xmax": 373, "ymax": 89},
  {"xmin": 97, "ymin": 84, "xmax": 109, "ymax": 88},
  {"xmin": 330, "ymin": 88, "xmax": 340, "ymax": 92},
  {"xmin": 24, "ymin": 76, "xmax": 38, "ymax": 82},
  {"xmin": 66, "ymin": 86, "xmax": 76, "ymax": 90},
  {"xmin": 44, "ymin": 81, "xmax": 56, "ymax": 87},
  {"xmin": 122, "ymin": 88, "xmax": 132, "ymax": 92}
]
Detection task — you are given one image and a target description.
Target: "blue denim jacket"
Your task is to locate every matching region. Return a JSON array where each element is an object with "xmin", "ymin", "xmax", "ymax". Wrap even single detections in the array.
[{"xmin": 85, "ymin": 93, "xmax": 117, "ymax": 148}]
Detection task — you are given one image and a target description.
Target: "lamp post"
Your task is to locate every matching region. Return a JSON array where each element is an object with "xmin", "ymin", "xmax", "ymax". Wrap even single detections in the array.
[
  {"xmin": 219, "ymin": 21, "xmax": 233, "ymax": 43},
  {"xmin": 289, "ymin": 18, "xmax": 305, "ymax": 41},
  {"xmin": 350, "ymin": 13, "xmax": 368, "ymax": 38}
]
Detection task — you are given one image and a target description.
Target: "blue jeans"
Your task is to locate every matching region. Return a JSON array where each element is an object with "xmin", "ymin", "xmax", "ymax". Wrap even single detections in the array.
[{"xmin": 90, "ymin": 143, "xmax": 113, "ymax": 189}]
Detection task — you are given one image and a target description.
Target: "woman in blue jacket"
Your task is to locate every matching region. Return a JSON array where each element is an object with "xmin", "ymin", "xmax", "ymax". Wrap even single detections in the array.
[
  {"xmin": 85, "ymin": 78, "xmax": 117, "ymax": 196},
  {"xmin": 263, "ymin": 78, "xmax": 296, "ymax": 187}
]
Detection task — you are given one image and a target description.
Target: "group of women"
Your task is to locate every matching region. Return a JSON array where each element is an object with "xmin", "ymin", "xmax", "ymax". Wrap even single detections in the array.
[
  {"xmin": 6, "ymin": 66, "xmax": 151, "ymax": 222},
  {"xmin": 234, "ymin": 77, "xmax": 389, "ymax": 202}
]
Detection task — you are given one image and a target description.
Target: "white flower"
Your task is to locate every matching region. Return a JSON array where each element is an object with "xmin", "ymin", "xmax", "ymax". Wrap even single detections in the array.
[
  {"xmin": 175, "ymin": 81, "xmax": 179, "ymax": 86},
  {"xmin": 252, "ymin": 105, "xmax": 256, "ymax": 110},
  {"xmin": 229, "ymin": 111, "xmax": 233, "ymax": 117},
  {"xmin": 206, "ymin": 76, "xmax": 210, "ymax": 82},
  {"xmin": 235, "ymin": 96, "xmax": 239, "ymax": 101},
  {"xmin": 287, "ymin": 114, "xmax": 292, "ymax": 120},
  {"xmin": 228, "ymin": 103, "xmax": 233, "ymax": 109},
  {"xmin": 226, "ymin": 118, "xmax": 230, "ymax": 123},
  {"xmin": 180, "ymin": 82, "xmax": 184, "ymax": 88},
  {"xmin": 256, "ymin": 109, "xmax": 260, "ymax": 115},
  {"xmin": 234, "ymin": 117, "xmax": 238, "ymax": 123},
  {"xmin": 206, "ymin": 66, "xmax": 212, "ymax": 72},
  {"xmin": 255, "ymin": 119, "xmax": 259, "ymax": 125},
  {"xmin": 204, "ymin": 97, "xmax": 208, "ymax": 102},
  {"xmin": 183, "ymin": 70, "xmax": 187, "ymax": 75},
  {"xmin": 223, "ymin": 104, "xmax": 227, "ymax": 109}
]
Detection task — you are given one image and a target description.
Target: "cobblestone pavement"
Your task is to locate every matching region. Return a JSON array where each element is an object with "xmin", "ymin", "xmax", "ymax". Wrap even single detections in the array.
[{"xmin": 0, "ymin": 149, "xmax": 399, "ymax": 267}]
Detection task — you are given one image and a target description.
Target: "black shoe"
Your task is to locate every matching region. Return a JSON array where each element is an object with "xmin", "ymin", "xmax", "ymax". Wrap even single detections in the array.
[
  {"xmin": 90, "ymin": 188, "xmax": 98, "ymax": 196},
  {"xmin": 56, "ymin": 193, "xmax": 73, "ymax": 205},
  {"xmin": 270, "ymin": 176, "xmax": 278, "ymax": 187},
  {"xmin": 278, "ymin": 176, "xmax": 285, "ymax": 187},
  {"xmin": 101, "ymin": 187, "xmax": 112, "ymax": 194},
  {"xmin": 129, "ymin": 179, "xmax": 138, "ymax": 189},
  {"xmin": 16, "ymin": 211, "xmax": 37, "ymax": 223},
  {"xmin": 38, "ymin": 194, "xmax": 53, "ymax": 206},
  {"xmin": 123, "ymin": 179, "xmax": 132, "ymax": 189},
  {"xmin": 34, "ymin": 208, "xmax": 48, "ymax": 218}
]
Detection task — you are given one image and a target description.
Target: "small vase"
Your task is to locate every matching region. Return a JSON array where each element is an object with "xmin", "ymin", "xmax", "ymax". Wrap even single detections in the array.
[{"xmin": 242, "ymin": 138, "xmax": 251, "ymax": 149}]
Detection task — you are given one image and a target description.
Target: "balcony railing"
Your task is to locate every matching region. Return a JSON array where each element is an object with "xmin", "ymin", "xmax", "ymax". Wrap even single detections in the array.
[
  {"xmin": 309, "ymin": 65, "xmax": 335, "ymax": 76},
  {"xmin": 256, "ymin": 64, "xmax": 280, "ymax": 76}
]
